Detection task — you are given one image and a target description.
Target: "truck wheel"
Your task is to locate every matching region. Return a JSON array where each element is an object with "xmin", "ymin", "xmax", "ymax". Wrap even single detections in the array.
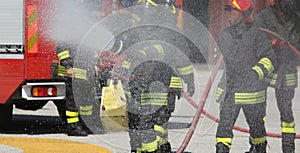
[{"xmin": 0, "ymin": 104, "xmax": 13, "ymax": 124}]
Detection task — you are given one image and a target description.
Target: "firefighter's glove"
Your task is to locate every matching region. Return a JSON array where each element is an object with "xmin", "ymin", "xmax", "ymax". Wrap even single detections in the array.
[
  {"xmin": 187, "ymin": 83, "xmax": 195, "ymax": 97},
  {"xmin": 169, "ymin": 89, "xmax": 182, "ymax": 100},
  {"xmin": 272, "ymin": 39, "xmax": 288, "ymax": 48}
]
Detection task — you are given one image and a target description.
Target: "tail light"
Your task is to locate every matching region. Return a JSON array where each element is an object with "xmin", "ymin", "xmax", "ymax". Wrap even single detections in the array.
[{"xmin": 32, "ymin": 86, "xmax": 57, "ymax": 97}]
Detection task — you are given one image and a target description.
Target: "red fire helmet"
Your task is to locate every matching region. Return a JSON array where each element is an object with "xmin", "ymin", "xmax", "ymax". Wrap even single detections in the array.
[{"xmin": 225, "ymin": 0, "xmax": 254, "ymax": 12}]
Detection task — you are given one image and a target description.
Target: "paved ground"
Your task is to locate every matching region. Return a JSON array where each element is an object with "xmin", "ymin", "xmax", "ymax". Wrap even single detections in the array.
[{"xmin": 0, "ymin": 64, "xmax": 299, "ymax": 153}]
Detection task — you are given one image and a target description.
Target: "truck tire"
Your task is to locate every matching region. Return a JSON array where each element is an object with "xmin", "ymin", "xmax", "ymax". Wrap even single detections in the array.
[{"xmin": 0, "ymin": 104, "xmax": 13, "ymax": 124}]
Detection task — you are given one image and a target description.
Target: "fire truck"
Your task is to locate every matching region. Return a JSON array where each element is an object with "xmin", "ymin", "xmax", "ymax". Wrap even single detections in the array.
[
  {"xmin": 0, "ymin": 0, "xmax": 268, "ymax": 124},
  {"xmin": 0, "ymin": 0, "xmax": 65, "ymax": 124}
]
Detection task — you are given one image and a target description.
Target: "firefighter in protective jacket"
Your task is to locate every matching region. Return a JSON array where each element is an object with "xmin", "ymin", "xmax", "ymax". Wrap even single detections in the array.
[
  {"xmin": 56, "ymin": 43, "xmax": 105, "ymax": 136},
  {"xmin": 253, "ymin": 0, "xmax": 300, "ymax": 152},
  {"xmin": 214, "ymin": 0, "xmax": 277, "ymax": 152},
  {"xmin": 114, "ymin": 42, "xmax": 195, "ymax": 153}
]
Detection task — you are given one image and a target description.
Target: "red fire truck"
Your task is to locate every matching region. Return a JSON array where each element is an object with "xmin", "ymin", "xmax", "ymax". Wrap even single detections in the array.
[{"xmin": 0, "ymin": 0, "xmax": 65, "ymax": 123}]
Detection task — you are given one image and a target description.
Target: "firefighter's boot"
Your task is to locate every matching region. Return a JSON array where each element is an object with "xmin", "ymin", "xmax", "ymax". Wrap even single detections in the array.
[
  {"xmin": 67, "ymin": 122, "xmax": 88, "ymax": 136},
  {"xmin": 157, "ymin": 142, "xmax": 172, "ymax": 153},
  {"xmin": 216, "ymin": 142, "xmax": 230, "ymax": 153},
  {"xmin": 282, "ymin": 133, "xmax": 295, "ymax": 153},
  {"xmin": 245, "ymin": 141, "xmax": 267, "ymax": 153}
]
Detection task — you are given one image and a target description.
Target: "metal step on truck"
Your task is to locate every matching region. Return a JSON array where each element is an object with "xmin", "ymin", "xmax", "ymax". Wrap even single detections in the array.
[{"xmin": 0, "ymin": 0, "xmax": 66, "ymax": 124}]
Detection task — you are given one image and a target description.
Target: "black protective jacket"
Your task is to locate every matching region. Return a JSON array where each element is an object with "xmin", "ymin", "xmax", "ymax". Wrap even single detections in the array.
[
  {"xmin": 216, "ymin": 22, "xmax": 277, "ymax": 95},
  {"xmin": 253, "ymin": 6, "xmax": 300, "ymax": 89}
]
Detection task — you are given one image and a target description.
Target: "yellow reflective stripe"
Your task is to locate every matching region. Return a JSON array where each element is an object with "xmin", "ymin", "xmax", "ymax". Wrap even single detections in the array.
[
  {"xmin": 138, "ymin": 50, "xmax": 147, "ymax": 56},
  {"xmin": 141, "ymin": 93, "xmax": 168, "ymax": 98},
  {"xmin": 235, "ymin": 97, "xmax": 265, "ymax": 104},
  {"xmin": 28, "ymin": 31, "xmax": 38, "ymax": 52},
  {"xmin": 216, "ymin": 87, "xmax": 224, "ymax": 99},
  {"xmin": 154, "ymin": 125, "xmax": 167, "ymax": 135},
  {"xmin": 57, "ymin": 50, "xmax": 71, "ymax": 60},
  {"xmin": 141, "ymin": 93, "xmax": 168, "ymax": 106},
  {"xmin": 287, "ymin": 80, "xmax": 297, "ymax": 86},
  {"xmin": 154, "ymin": 125, "xmax": 168, "ymax": 145},
  {"xmin": 286, "ymin": 73, "xmax": 297, "ymax": 86},
  {"xmin": 140, "ymin": 101, "xmax": 168, "ymax": 106},
  {"xmin": 80, "ymin": 111, "xmax": 92, "ymax": 116},
  {"xmin": 67, "ymin": 117, "xmax": 79, "ymax": 124},
  {"xmin": 136, "ymin": 148, "xmax": 143, "ymax": 153},
  {"xmin": 141, "ymin": 139, "xmax": 158, "ymax": 152},
  {"xmin": 235, "ymin": 90, "xmax": 266, "ymax": 104},
  {"xmin": 74, "ymin": 68, "xmax": 87, "ymax": 80},
  {"xmin": 169, "ymin": 77, "xmax": 183, "ymax": 89},
  {"xmin": 217, "ymin": 87, "xmax": 224, "ymax": 94},
  {"xmin": 281, "ymin": 121, "xmax": 295, "ymax": 128},
  {"xmin": 156, "ymin": 135, "xmax": 167, "ymax": 146},
  {"xmin": 153, "ymin": 45, "xmax": 164, "ymax": 60},
  {"xmin": 66, "ymin": 111, "xmax": 79, "ymax": 117},
  {"xmin": 80, "ymin": 105, "xmax": 93, "ymax": 116},
  {"xmin": 146, "ymin": 0, "xmax": 158, "ymax": 6},
  {"xmin": 259, "ymin": 58, "xmax": 274, "ymax": 75},
  {"xmin": 58, "ymin": 65, "xmax": 86, "ymax": 80},
  {"xmin": 80, "ymin": 105, "xmax": 93, "ymax": 111},
  {"xmin": 235, "ymin": 91, "xmax": 265, "ymax": 98},
  {"xmin": 268, "ymin": 73, "xmax": 277, "ymax": 85},
  {"xmin": 216, "ymin": 138, "xmax": 232, "ymax": 148},
  {"xmin": 169, "ymin": 4, "xmax": 177, "ymax": 14},
  {"xmin": 252, "ymin": 66, "xmax": 264, "ymax": 80},
  {"xmin": 141, "ymin": 99, "xmax": 168, "ymax": 106},
  {"xmin": 177, "ymin": 65, "xmax": 193, "ymax": 75},
  {"xmin": 250, "ymin": 136, "xmax": 267, "ymax": 145},
  {"xmin": 282, "ymin": 127, "xmax": 296, "ymax": 133},
  {"xmin": 58, "ymin": 65, "xmax": 67, "ymax": 77},
  {"xmin": 121, "ymin": 60, "xmax": 131, "ymax": 69}
]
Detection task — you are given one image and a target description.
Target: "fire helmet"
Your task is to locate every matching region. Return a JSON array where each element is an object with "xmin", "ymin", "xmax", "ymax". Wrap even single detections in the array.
[
  {"xmin": 225, "ymin": 0, "xmax": 254, "ymax": 12},
  {"xmin": 224, "ymin": 0, "xmax": 254, "ymax": 23}
]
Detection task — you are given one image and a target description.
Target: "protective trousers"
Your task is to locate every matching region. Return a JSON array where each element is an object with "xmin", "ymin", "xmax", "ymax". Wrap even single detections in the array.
[
  {"xmin": 128, "ymin": 78, "xmax": 174, "ymax": 153},
  {"xmin": 275, "ymin": 88, "xmax": 296, "ymax": 153},
  {"xmin": 64, "ymin": 78, "xmax": 81, "ymax": 125},
  {"xmin": 72, "ymin": 49, "xmax": 105, "ymax": 134},
  {"xmin": 73, "ymin": 72, "xmax": 105, "ymax": 134},
  {"xmin": 128, "ymin": 106, "xmax": 171, "ymax": 153},
  {"xmin": 216, "ymin": 91, "xmax": 267, "ymax": 152}
]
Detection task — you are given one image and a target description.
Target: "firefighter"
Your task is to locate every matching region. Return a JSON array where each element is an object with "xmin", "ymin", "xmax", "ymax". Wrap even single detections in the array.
[
  {"xmin": 114, "ymin": 42, "xmax": 195, "ymax": 153},
  {"xmin": 253, "ymin": 0, "xmax": 300, "ymax": 152},
  {"xmin": 56, "ymin": 43, "xmax": 88, "ymax": 136},
  {"xmin": 57, "ymin": 43, "xmax": 105, "ymax": 136},
  {"xmin": 107, "ymin": 1, "xmax": 194, "ymax": 152},
  {"xmin": 214, "ymin": 0, "xmax": 277, "ymax": 152}
]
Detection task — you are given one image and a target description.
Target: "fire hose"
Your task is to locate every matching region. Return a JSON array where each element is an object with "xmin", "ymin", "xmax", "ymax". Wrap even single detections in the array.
[
  {"xmin": 259, "ymin": 28, "xmax": 300, "ymax": 58},
  {"xmin": 176, "ymin": 55, "xmax": 223, "ymax": 153}
]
